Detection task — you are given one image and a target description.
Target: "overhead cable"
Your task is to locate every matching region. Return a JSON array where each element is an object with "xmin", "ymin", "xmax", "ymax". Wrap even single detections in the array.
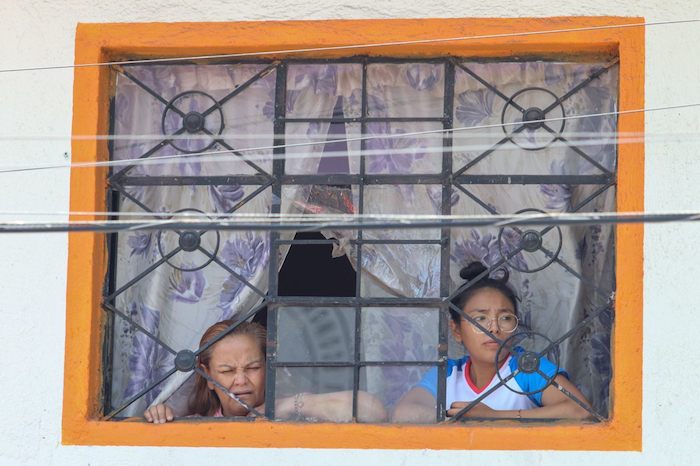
[
  {"xmin": 0, "ymin": 102, "xmax": 695, "ymax": 175},
  {"xmin": 0, "ymin": 211, "xmax": 697, "ymax": 234},
  {"xmin": 0, "ymin": 18, "xmax": 697, "ymax": 74}
]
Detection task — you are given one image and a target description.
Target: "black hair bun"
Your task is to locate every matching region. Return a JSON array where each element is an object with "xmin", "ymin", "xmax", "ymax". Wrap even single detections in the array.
[
  {"xmin": 459, "ymin": 262, "xmax": 488, "ymax": 281},
  {"xmin": 459, "ymin": 261, "xmax": 510, "ymax": 283}
]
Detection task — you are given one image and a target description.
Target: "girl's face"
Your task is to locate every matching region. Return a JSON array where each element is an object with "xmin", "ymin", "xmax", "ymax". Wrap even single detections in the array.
[
  {"xmin": 450, "ymin": 287, "xmax": 516, "ymax": 366},
  {"xmin": 202, "ymin": 333, "xmax": 266, "ymax": 417}
]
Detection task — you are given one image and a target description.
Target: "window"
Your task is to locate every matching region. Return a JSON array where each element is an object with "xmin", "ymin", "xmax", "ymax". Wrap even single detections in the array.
[{"xmin": 64, "ymin": 17, "xmax": 644, "ymax": 450}]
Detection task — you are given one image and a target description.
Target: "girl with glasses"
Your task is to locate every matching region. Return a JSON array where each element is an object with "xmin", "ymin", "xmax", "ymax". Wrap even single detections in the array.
[{"xmin": 391, "ymin": 261, "xmax": 594, "ymax": 422}]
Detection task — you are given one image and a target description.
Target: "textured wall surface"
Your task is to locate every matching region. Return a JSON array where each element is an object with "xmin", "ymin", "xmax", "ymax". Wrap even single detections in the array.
[{"xmin": 1, "ymin": 1, "xmax": 699, "ymax": 464}]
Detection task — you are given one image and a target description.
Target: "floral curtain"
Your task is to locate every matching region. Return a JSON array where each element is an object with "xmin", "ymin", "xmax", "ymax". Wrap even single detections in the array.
[
  {"xmin": 320, "ymin": 61, "xmax": 617, "ymax": 415},
  {"xmin": 110, "ymin": 60, "xmax": 617, "ymax": 418}
]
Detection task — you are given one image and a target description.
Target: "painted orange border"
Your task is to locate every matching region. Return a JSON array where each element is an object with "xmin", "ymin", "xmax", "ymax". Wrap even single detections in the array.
[{"xmin": 64, "ymin": 17, "xmax": 644, "ymax": 450}]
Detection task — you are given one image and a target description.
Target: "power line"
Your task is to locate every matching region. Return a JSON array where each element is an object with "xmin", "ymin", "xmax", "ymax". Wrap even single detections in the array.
[
  {"xmin": 0, "ymin": 102, "xmax": 694, "ymax": 176},
  {"xmin": 0, "ymin": 18, "xmax": 697, "ymax": 74},
  {"xmin": 1, "ymin": 211, "xmax": 698, "ymax": 234}
]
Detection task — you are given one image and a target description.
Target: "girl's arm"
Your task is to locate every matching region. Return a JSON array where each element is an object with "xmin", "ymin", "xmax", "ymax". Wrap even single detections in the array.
[
  {"xmin": 259, "ymin": 390, "xmax": 389, "ymax": 423},
  {"xmin": 447, "ymin": 374, "xmax": 595, "ymax": 420},
  {"xmin": 390, "ymin": 386, "xmax": 438, "ymax": 423}
]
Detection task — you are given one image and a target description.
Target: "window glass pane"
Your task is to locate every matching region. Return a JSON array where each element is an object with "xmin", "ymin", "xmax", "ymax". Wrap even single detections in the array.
[
  {"xmin": 360, "ymin": 366, "xmax": 436, "ymax": 424},
  {"xmin": 363, "ymin": 185, "xmax": 442, "ymax": 239},
  {"xmin": 277, "ymin": 307, "xmax": 355, "ymax": 363},
  {"xmin": 282, "ymin": 184, "xmax": 359, "ymax": 217},
  {"xmin": 364, "ymin": 121, "xmax": 443, "ymax": 174},
  {"xmin": 367, "ymin": 63, "xmax": 445, "ymax": 118},
  {"xmin": 285, "ymin": 122, "xmax": 361, "ymax": 174},
  {"xmin": 286, "ymin": 64, "xmax": 363, "ymax": 119},
  {"xmin": 357, "ymin": 243, "xmax": 441, "ymax": 298},
  {"xmin": 274, "ymin": 367, "xmax": 354, "ymax": 421},
  {"xmin": 361, "ymin": 307, "xmax": 438, "ymax": 361}
]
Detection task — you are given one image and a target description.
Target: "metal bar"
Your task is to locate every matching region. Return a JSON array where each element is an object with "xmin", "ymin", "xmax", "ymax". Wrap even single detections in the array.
[
  {"xmin": 449, "ymin": 368, "xmax": 520, "ymax": 421},
  {"xmin": 103, "ymin": 366, "xmax": 178, "ymax": 420},
  {"xmin": 120, "ymin": 175, "xmax": 271, "ymax": 186},
  {"xmin": 115, "ymin": 66, "xmax": 184, "ymax": 115},
  {"xmin": 570, "ymin": 179, "xmax": 617, "ymax": 215},
  {"xmin": 104, "ymin": 247, "xmax": 181, "ymax": 301},
  {"xmin": 272, "ymin": 361, "xmax": 441, "ymax": 367},
  {"xmin": 537, "ymin": 300, "xmax": 613, "ymax": 357},
  {"xmin": 542, "ymin": 58, "xmax": 620, "ymax": 114},
  {"xmin": 102, "ymin": 96, "xmax": 119, "ymax": 415},
  {"xmin": 447, "ymin": 302, "xmax": 519, "ymax": 359},
  {"xmin": 280, "ymin": 116, "xmax": 446, "ymax": 123},
  {"xmin": 544, "ymin": 249, "xmax": 612, "ymax": 298},
  {"xmin": 110, "ymin": 128, "xmax": 186, "ymax": 182},
  {"xmin": 547, "ymin": 376, "xmax": 604, "ymax": 422},
  {"xmin": 221, "ymin": 180, "xmax": 275, "ymax": 215},
  {"xmin": 200, "ymin": 247, "xmax": 269, "ymax": 299},
  {"xmin": 118, "ymin": 173, "xmax": 614, "ymax": 187},
  {"xmin": 537, "ymin": 179, "xmax": 616, "ymax": 238},
  {"xmin": 447, "ymin": 245, "xmax": 523, "ymax": 301},
  {"xmin": 436, "ymin": 60, "xmax": 455, "ymax": 422},
  {"xmin": 102, "ymin": 303, "xmax": 178, "ymax": 356},
  {"xmin": 109, "ymin": 182, "xmax": 156, "ymax": 214},
  {"xmin": 453, "ymin": 60, "xmax": 525, "ymax": 113},
  {"xmin": 202, "ymin": 62, "xmax": 279, "ymax": 116},
  {"xmin": 201, "ymin": 129, "xmax": 271, "ymax": 177},
  {"xmin": 194, "ymin": 301, "xmax": 269, "ymax": 357},
  {"xmin": 194, "ymin": 367, "xmax": 268, "ymax": 419},
  {"xmin": 265, "ymin": 62, "xmax": 287, "ymax": 420},
  {"xmin": 352, "ymin": 59, "xmax": 368, "ymax": 422},
  {"xmin": 541, "ymin": 124, "xmax": 612, "ymax": 175},
  {"xmin": 455, "ymin": 174, "xmax": 613, "ymax": 185},
  {"xmin": 452, "ymin": 182, "xmax": 499, "ymax": 215},
  {"xmin": 274, "ymin": 238, "xmax": 444, "ymax": 245},
  {"xmin": 273, "ymin": 297, "xmax": 443, "ymax": 306},
  {"xmin": 282, "ymin": 174, "xmax": 447, "ymax": 184},
  {"xmin": 452, "ymin": 133, "xmax": 514, "ymax": 178},
  {"xmin": 8, "ymin": 211, "xmax": 689, "ymax": 235}
]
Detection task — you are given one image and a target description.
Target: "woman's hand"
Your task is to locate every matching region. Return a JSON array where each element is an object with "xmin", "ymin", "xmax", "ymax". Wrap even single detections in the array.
[
  {"xmin": 143, "ymin": 404, "xmax": 174, "ymax": 424},
  {"xmin": 447, "ymin": 402, "xmax": 496, "ymax": 419}
]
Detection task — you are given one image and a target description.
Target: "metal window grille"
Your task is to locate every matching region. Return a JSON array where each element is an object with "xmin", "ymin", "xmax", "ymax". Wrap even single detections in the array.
[{"xmin": 102, "ymin": 56, "xmax": 617, "ymax": 423}]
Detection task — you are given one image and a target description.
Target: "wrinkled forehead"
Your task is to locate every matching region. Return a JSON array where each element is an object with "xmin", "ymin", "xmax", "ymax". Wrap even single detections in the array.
[{"xmin": 209, "ymin": 333, "xmax": 265, "ymax": 365}]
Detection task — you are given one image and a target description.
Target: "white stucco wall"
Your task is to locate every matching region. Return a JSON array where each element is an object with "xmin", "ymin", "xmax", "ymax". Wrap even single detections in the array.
[{"xmin": 1, "ymin": 1, "xmax": 699, "ymax": 464}]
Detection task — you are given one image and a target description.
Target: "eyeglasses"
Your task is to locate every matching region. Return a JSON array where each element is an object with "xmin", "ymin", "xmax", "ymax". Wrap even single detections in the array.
[{"xmin": 467, "ymin": 313, "xmax": 519, "ymax": 334}]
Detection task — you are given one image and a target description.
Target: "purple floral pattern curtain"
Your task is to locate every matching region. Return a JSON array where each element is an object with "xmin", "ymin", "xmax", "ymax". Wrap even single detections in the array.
[
  {"xmin": 324, "ymin": 61, "xmax": 617, "ymax": 415},
  {"xmin": 110, "ymin": 60, "xmax": 617, "ymax": 418}
]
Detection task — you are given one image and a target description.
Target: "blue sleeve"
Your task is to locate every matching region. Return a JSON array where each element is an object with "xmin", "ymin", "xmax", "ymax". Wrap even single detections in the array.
[
  {"xmin": 414, "ymin": 366, "xmax": 438, "ymax": 399},
  {"xmin": 513, "ymin": 356, "xmax": 569, "ymax": 406}
]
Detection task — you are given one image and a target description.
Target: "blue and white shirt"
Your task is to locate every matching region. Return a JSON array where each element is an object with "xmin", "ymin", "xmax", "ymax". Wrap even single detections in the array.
[{"xmin": 415, "ymin": 351, "xmax": 567, "ymax": 411}]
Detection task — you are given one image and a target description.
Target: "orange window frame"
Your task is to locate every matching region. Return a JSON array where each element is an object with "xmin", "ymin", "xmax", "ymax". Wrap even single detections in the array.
[{"xmin": 64, "ymin": 17, "xmax": 644, "ymax": 450}]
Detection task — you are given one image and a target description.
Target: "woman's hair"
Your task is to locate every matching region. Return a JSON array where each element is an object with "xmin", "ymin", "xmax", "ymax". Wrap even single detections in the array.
[
  {"xmin": 449, "ymin": 261, "xmax": 519, "ymax": 323},
  {"xmin": 188, "ymin": 320, "xmax": 267, "ymax": 416}
]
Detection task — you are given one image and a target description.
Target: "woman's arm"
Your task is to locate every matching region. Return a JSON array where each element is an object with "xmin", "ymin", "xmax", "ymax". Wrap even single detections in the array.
[
  {"xmin": 448, "ymin": 375, "xmax": 595, "ymax": 420},
  {"xmin": 266, "ymin": 390, "xmax": 388, "ymax": 423},
  {"xmin": 390, "ymin": 386, "xmax": 437, "ymax": 423}
]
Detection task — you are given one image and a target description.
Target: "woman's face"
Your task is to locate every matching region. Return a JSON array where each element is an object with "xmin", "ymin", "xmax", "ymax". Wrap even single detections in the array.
[
  {"xmin": 450, "ymin": 287, "xmax": 516, "ymax": 366},
  {"xmin": 202, "ymin": 333, "xmax": 266, "ymax": 417}
]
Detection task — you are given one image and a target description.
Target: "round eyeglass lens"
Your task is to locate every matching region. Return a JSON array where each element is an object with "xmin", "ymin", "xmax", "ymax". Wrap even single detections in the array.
[{"xmin": 498, "ymin": 314, "xmax": 518, "ymax": 333}]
